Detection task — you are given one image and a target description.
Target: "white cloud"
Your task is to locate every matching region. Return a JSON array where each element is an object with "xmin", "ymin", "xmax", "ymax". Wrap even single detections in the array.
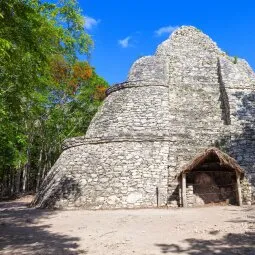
[
  {"xmin": 155, "ymin": 25, "xmax": 179, "ymax": 36},
  {"xmin": 118, "ymin": 36, "xmax": 132, "ymax": 48},
  {"xmin": 84, "ymin": 16, "xmax": 100, "ymax": 30}
]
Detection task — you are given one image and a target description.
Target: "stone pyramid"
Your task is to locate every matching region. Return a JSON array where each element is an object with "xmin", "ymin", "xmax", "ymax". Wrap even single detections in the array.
[{"xmin": 32, "ymin": 26, "xmax": 255, "ymax": 209}]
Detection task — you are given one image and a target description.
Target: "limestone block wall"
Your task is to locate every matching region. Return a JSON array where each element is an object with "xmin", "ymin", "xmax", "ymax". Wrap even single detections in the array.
[
  {"xmin": 166, "ymin": 27, "xmax": 225, "ymax": 160},
  {"xmin": 86, "ymin": 85, "xmax": 170, "ymax": 140},
  {"xmin": 33, "ymin": 141, "xmax": 170, "ymax": 209},
  {"xmin": 128, "ymin": 56, "xmax": 168, "ymax": 84},
  {"xmin": 219, "ymin": 57, "xmax": 255, "ymax": 198},
  {"xmin": 186, "ymin": 185, "xmax": 194, "ymax": 207},
  {"xmin": 156, "ymin": 27, "xmax": 227, "ymax": 205}
]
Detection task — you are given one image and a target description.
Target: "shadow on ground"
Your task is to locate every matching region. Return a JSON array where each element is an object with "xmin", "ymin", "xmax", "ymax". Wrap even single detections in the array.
[
  {"xmin": 156, "ymin": 207, "xmax": 255, "ymax": 255},
  {"xmin": 156, "ymin": 232, "xmax": 255, "ymax": 255},
  {"xmin": 0, "ymin": 200, "xmax": 86, "ymax": 255}
]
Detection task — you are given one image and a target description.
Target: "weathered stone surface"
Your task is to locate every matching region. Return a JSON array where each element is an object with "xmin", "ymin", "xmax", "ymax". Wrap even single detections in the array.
[{"xmin": 33, "ymin": 26, "xmax": 255, "ymax": 209}]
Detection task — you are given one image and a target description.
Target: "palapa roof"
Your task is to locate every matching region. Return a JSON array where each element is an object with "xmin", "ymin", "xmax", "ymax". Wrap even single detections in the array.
[{"xmin": 179, "ymin": 147, "xmax": 244, "ymax": 176}]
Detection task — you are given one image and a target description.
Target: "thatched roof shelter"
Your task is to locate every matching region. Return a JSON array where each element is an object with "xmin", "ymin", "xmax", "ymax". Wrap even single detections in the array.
[
  {"xmin": 178, "ymin": 147, "xmax": 244, "ymax": 207},
  {"xmin": 179, "ymin": 147, "xmax": 244, "ymax": 177}
]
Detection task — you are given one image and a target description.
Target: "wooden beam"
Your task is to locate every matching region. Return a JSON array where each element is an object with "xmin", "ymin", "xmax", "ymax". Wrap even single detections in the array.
[
  {"xmin": 236, "ymin": 172, "xmax": 242, "ymax": 206},
  {"xmin": 182, "ymin": 172, "xmax": 187, "ymax": 207}
]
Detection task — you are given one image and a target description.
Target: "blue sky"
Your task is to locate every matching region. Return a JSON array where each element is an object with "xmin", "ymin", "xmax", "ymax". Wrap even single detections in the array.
[{"xmin": 80, "ymin": 0, "xmax": 255, "ymax": 85}]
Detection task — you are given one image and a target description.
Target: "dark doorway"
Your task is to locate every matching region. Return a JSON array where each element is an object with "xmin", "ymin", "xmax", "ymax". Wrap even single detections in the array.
[{"xmin": 186, "ymin": 160, "xmax": 237, "ymax": 205}]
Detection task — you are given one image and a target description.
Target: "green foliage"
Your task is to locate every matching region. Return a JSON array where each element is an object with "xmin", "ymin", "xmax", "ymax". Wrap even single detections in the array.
[
  {"xmin": 0, "ymin": 0, "xmax": 107, "ymax": 196},
  {"xmin": 233, "ymin": 56, "xmax": 238, "ymax": 64}
]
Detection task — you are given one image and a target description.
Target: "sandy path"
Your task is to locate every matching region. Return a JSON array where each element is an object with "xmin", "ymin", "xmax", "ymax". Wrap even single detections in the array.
[{"xmin": 0, "ymin": 197, "xmax": 254, "ymax": 255}]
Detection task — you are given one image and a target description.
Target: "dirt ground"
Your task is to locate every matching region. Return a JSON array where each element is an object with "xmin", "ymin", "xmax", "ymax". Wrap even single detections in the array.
[{"xmin": 0, "ymin": 196, "xmax": 254, "ymax": 255}]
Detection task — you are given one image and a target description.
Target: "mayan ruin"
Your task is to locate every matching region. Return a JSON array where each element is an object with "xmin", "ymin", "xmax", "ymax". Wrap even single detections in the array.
[
  {"xmin": 2, "ymin": 1, "xmax": 255, "ymax": 253},
  {"xmin": 32, "ymin": 26, "xmax": 255, "ymax": 209}
]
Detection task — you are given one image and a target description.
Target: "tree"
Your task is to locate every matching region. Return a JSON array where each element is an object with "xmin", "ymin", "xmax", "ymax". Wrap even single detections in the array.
[{"xmin": 0, "ymin": 0, "xmax": 106, "ymax": 197}]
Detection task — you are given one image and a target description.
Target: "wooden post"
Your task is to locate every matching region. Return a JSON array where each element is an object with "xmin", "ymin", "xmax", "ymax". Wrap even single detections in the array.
[
  {"xmin": 182, "ymin": 172, "xmax": 187, "ymax": 207},
  {"xmin": 236, "ymin": 172, "xmax": 242, "ymax": 206},
  {"xmin": 156, "ymin": 187, "xmax": 159, "ymax": 207},
  {"xmin": 179, "ymin": 184, "xmax": 182, "ymax": 206}
]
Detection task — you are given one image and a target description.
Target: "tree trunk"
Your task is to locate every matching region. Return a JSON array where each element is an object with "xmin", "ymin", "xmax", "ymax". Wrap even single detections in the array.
[
  {"xmin": 22, "ymin": 166, "xmax": 27, "ymax": 193},
  {"xmin": 41, "ymin": 149, "xmax": 48, "ymax": 182},
  {"xmin": 36, "ymin": 148, "xmax": 43, "ymax": 192},
  {"xmin": 15, "ymin": 169, "xmax": 21, "ymax": 194},
  {"xmin": 12, "ymin": 171, "xmax": 16, "ymax": 195}
]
